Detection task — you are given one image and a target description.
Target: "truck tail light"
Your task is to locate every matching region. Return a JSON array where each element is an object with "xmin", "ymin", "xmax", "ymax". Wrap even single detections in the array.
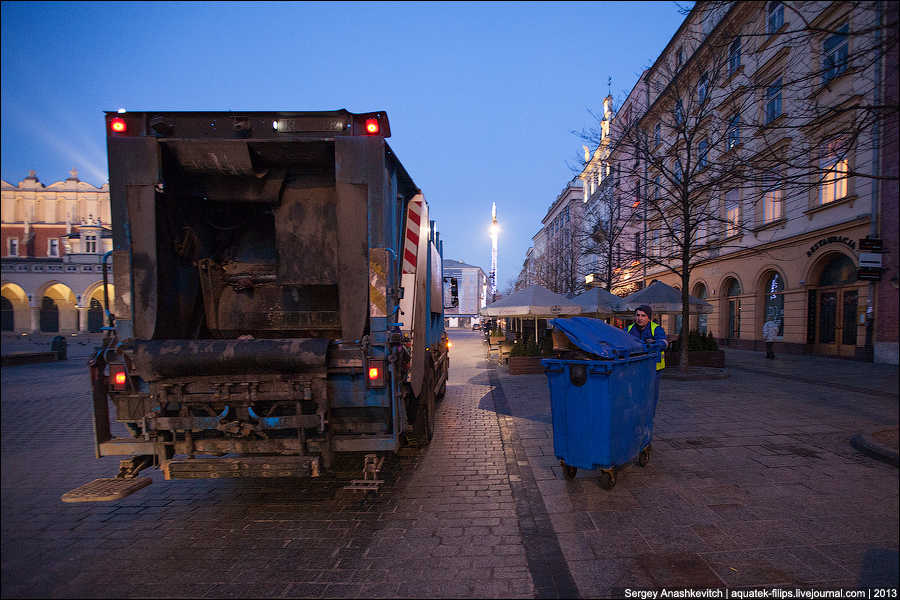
[
  {"xmin": 110, "ymin": 117, "xmax": 127, "ymax": 133},
  {"xmin": 367, "ymin": 360, "xmax": 385, "ymax": 388},
  {"xmin": 364, "ymin": 118, "xmax": 379, "ymax": 135},
  {"xmin": 446, "ymin": 340, "xmax": 452, "ymax": 349},
  {"xmin": 109, "ymin": 364, "xmax": 127, "ymax": 391}
]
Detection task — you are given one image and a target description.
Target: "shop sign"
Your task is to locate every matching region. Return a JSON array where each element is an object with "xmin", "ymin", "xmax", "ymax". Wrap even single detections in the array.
[
  {"xmin": 806, "ymin": 235, "xmax": 855, "ymax": 257},
  {"xmin": 858, "ymin": 238, "xmax": 883, "ymax": 252},
  {"xmin": 858, "ymin": 253, "xmax": 883, "ymax": 268},
  {"xmin": 857, "ymin": 267, "xmax": 882, "ymax": 281}
]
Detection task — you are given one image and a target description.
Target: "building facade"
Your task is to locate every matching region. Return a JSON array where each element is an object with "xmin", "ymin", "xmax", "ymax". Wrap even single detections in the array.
[
  {"xmin": 599, "ymin": 1, "xmax": 898, "ymax": 363},
  {"xmin": 442, "ymin": 259, "xmax": 488, "ymax": 328},
  {"xmin": 519, "ymin": 179, "xmax": 584, "ymax": 295},
  {"xmin": 1, "ymin": 170, "xmax": 114, "ymax": 334}
]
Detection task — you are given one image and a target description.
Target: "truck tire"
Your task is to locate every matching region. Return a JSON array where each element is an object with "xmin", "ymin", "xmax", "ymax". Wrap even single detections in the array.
[
  {"xmin": 436, "ymin": 355, "xmax": 448, "ymax": 400},
  {"xmin": 414, "ymin": 366, "xmax": 436, "ymax": 444}
]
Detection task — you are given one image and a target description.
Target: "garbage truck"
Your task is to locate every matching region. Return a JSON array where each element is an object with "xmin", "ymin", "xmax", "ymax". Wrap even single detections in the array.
[{"xmin": 81, "ymin": 109, "xmax": 448, "ymax": 488}]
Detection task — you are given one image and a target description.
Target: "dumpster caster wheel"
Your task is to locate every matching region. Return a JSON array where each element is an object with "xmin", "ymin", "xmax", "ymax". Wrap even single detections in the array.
[
  {"xmin": 599, "ymin": 469, "xmax": 616, "ymax": 490},
  {"xmin": 561, "ymin": 462, "xmax": 577, "ymax": 480},
  {"xmin": 638, "ymin": 446, "xmax": 651, "ymax": 468}
]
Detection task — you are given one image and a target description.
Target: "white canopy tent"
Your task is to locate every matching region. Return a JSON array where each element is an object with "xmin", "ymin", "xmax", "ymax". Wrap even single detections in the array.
[
  {"xmin": 617, "ymin": 281, "xmax": 713, "ymax": 315},
  {"xmin": 572, "ymin": 287, "xmax": 623, "ymax": 317},
  {"xmin": 481, "ymin": 286, "xmax": 582, "ymax": 343}
]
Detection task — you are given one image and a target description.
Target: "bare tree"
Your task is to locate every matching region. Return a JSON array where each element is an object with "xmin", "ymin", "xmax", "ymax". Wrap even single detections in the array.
[
  {"xmin": 577, "ymin": 173, "xmax": 642, "ymax": 292},
  {"xmin": 530, "ymin": 221, "xmax": 584, "ymax": 296},
  {"xmin": 574, "ymin": 0, "xmax": 895, "ymax": 370}
]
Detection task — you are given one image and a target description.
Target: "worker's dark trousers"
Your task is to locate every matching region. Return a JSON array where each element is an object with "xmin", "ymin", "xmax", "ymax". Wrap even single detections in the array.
[{"xmin": 765, "ymin": 341, "xmax": 775, "ymax": 359}]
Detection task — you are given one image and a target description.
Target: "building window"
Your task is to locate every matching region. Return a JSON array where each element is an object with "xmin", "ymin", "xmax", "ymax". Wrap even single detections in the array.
[
  {"xmin": 726, "ymin": 278, "xmax": 742, "ymax": 338},
  {"xmin": 654, "ymin": 123, "xmax": 661, "ymax": 147},
  {"xmin": 727, "ymin": 114, "xmax": 741, "ymax": 149},
  {"xmin": 9, "ymin": 238, "xmax": 19, "ymax": 257},
  {"xmin": 654, "ymin": 175, "xmax": 661, "ymax": 200},
  {"xmin": 725, "ymin": 190, "xmax": 740, "ymax": 237},
  {"xmin": 823, "ymin": 23, "xmax": 849, "ymax": 84},
  {"xmin": 697, "ymin": 72, "xmax": 709, "ymax": 105},
  {"xmin": 765, "ymin": 78, "xmax": 782, "ymax": 124},
  {"xmin": 675, "ymin": 99, "xmax": 685, "ymax": 125},
  {"xmin": 763, "ymin": 177, "xmax": 784, "ymax": 222},
  {"xmin": 48, "ymin": 239, "xmax": 60, "ymax": 257},
  {"xmin": 819, "ymin": 139, "xmax": 849, "ymax": 204},
  {"xmin": 767, "ymin": 1, "xmax": 784, "ymax": 34},
  {"xmin": 695, "ymin": 202, "xmax": 711, "ymax": 244},
  {"xmin": 729, "ymin": 36, "xmax": 742, "ymax": 75},
  {"xmin": 698, "ymin": 139, "xmax": 709, "ymax": 170},
  {"xmin": 694, "ymin": 283, "xmax": 708, "ymax": 333},
  {"xmin": 674, "ymin": 159, "xmax": 683, "ymax": 184},
  {"xmin": 676, "ymin": 46, "xmax": 684, "ymax": 70},
  {"xmin": 85, "ymin": 234, "xmax": 97, "ymax": 253},
  {"xmin": 634, "ymin": 232, "xmax": 641, "ymax": 255},
  {"xmin": 649, "ymin": 229, "xmax": 661, "ymax": 257},
  {"xmin": 764, "ymin": 272, "xmax": 785, "ymax": 336}
]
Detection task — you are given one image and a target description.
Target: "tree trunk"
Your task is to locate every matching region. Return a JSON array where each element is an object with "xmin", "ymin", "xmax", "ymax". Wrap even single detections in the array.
[{"xmin": 680, "ymin": 269, "xmax": 690, "ymax": 373}]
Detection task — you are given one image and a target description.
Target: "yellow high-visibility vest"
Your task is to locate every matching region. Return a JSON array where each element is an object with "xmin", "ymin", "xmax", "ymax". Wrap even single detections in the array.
[{"xmin": 627, "ymin": 322, "xmax": 666, "ymax": 371}]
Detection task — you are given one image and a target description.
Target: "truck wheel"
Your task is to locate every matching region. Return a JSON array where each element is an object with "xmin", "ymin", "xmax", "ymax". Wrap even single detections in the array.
[
  {"xmin": 415, "ymin": 368, "xmax": 436, "ymax": 444},
  {"xmin": 436, "ymin": 358, "xmax": 448, "ymax": 400}
]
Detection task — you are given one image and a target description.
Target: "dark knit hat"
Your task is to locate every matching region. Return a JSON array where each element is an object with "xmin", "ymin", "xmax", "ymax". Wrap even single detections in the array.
[{"xmin": 635, "ymin": 304, "xmax": 653, "ymax": 318}]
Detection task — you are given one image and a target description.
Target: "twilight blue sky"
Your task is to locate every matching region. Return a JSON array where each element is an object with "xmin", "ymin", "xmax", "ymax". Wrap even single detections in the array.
[{"xmin": 1, "ymin": 1, "xmax": 687, "ymax": 291}]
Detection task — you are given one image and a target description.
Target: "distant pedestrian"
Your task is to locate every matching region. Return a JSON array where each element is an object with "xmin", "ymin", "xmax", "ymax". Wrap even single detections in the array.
[
  {"xmin": 762, "ymin": 319, "xmax": 779, "ymax": 359},
  {"xmin": 626, "ymin": 305, "xmax": 667, "ymax": 372}
]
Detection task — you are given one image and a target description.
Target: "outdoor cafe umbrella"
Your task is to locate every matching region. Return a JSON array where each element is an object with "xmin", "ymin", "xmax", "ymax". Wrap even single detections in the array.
[
  {"xmin": 481, "ymin": 285, "xmax": 582, "ymax": 343},
  {"xmin": 617, "ymin": 280, "xmax": 713, "ymax": 315},
  {"xmin": 572, "ymin": 287, "xmax": 623, "ymax": 317}
]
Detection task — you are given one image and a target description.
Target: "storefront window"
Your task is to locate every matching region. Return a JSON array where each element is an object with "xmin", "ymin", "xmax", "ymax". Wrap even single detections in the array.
[
  {"xmin": 694, "ymin": 283, "xmax": 708, "ymax": 334},
  {"xmin": 726, "ymin": 278, "xmax": 741, "ymax": 339},
  {"xmin": 763, "ymin": 272, "xmax": 784, "ymax": 336},
  {"xmin": 819, "ymin": 254, "xmax": 856, "ymax": 286}
]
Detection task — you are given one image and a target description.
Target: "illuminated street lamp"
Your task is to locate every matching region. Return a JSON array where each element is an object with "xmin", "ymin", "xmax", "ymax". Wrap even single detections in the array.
[{"xmin": 489, "ymin": 203, "xmax": 499, "ymax": 302}]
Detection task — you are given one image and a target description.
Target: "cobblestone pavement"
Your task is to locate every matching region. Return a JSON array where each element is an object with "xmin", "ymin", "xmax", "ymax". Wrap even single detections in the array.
[
  {"xmin": 1, "ymin": 332, "xmax": 542, "ymax": 598},
  {"xmin": 490, "ymin": 335, "xmax": 899, "ymax": 596},
  {"xmin": 2, "ymin": 331, "xmax": 898, "ymax": 598}
]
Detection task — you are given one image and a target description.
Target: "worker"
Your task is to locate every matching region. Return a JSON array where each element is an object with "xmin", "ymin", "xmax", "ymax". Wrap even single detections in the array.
[{"xmin": 626, "ymin": 305, "xmax": 667, "ymax": 371}]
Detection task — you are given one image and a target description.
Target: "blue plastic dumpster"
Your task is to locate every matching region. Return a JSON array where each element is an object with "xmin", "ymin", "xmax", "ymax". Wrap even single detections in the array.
[{"xmin": 542, "ymin": 317, "xmax": 662, "ymax": 489}]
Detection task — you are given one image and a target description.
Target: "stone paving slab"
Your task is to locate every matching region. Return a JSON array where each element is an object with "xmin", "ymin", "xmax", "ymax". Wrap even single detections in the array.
[
  {"xmin": 488, "ymin": 334, "xmax": 899, "ymax": 597},
  {"xmin": 2, "ymin": 330, "xmax": 898, "ymax": 598}
]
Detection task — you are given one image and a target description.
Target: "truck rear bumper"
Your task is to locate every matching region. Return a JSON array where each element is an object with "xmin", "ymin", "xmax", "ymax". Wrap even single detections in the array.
[{"xmin": 163, "ymin": 455, "xmax": 320, "ymax": 479}]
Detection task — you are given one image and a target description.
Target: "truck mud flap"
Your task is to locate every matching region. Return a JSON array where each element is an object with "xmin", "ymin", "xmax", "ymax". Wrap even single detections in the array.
[{"xmin": 61, "ymin": 477, "xmax": 152, "ymax": 503}]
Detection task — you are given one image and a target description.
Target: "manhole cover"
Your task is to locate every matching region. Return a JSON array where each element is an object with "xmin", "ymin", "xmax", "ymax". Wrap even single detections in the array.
[{"xmin": 61, "ymin": 477, "xmax": 152, "ymax": 503}]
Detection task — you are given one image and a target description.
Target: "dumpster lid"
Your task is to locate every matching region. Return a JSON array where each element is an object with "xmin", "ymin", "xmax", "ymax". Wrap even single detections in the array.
[{"xmin": 549, "ymin": 317, "xmax": 646, "ymax": 359}]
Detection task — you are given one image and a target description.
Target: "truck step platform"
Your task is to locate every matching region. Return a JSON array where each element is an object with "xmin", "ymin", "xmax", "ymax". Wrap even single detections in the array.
[{"xmin": 61, "ymin": 477, "xmax": 152, "ymax": 503}]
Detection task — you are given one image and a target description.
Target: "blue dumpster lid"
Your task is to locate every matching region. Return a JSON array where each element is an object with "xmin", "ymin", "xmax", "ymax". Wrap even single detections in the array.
[{"xmin": 549, "ymin": 317, "xmax": 647, "ymax": 359}]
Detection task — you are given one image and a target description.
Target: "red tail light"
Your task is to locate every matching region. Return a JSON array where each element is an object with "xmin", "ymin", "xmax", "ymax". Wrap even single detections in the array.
[
  {"xmin": 110, "ymin": 364, "xmax": 127, "ymax": 391},
  {"xmin": 364, "ymin": 118, "xmax": 379, "ymax": 135},
  {"xmin": 110, "ymin": 117, "xmax": 127, "ymax": 133},
  {"xmin": 367, "ymin": 360, "xmax": 385, "ymax": 388}
]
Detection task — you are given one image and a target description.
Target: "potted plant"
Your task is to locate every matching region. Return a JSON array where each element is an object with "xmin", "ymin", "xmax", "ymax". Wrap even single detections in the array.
[
  {"xmin": 667, "ymin": 330, "xmax": 724, "ymax": 367},
  {"xmin": 507, "ymin": 333, "xmax": 553, "ymax": 375}
]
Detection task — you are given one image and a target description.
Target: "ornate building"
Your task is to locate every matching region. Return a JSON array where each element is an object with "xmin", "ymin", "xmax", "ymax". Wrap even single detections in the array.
[
  {"xmin": 570, "ymin": 1, "xmax": 897, "ymax": 363},
  {"xmin": 1, "ymin": 169, "xmax": 113, "ymax": 333}
]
